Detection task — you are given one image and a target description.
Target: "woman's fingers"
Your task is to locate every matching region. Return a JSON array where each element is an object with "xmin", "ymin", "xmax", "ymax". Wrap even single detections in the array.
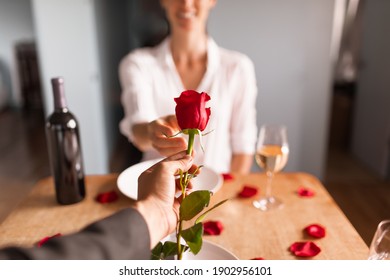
[
  {"xmin": 151, "ymin": 135, "xmax": 187, "ymax": 149},
  {"xmin": 148, "ymin": 116, "xmax": 187, "ymax": 156}
]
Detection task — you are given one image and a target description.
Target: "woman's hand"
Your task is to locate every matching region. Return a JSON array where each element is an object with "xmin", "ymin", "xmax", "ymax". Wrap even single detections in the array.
[
  {"xmin": 146, "ymin": 115, "xmax": 188, "ymax": 156},
  {"xmin": 131, "ymin": 115, "xmax": 188, "ymax": 157}
]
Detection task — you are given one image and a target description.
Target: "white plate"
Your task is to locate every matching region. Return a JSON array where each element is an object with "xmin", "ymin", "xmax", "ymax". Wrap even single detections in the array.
[
  {"xmin": 182, "ymin": 240, "xmax": 238, "ymax": 260},
  {"xmin": 117, "ymin": 159, "xmax": 223, "ymax": 200},
  {"xmin": 161, "ymin": 234, "xmax": 238, "ymax": 260}
]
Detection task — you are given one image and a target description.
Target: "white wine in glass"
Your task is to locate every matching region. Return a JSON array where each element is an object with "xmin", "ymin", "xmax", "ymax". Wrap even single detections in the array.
[{"xmin": 253, "ymin": 124, "xmax": 289, "ymax": 211}]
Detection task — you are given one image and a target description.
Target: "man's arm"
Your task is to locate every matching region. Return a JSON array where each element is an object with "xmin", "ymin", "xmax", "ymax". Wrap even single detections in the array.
[{"xmin": 0, "ymin": 208, "xmax": 151, "ymax": 260}]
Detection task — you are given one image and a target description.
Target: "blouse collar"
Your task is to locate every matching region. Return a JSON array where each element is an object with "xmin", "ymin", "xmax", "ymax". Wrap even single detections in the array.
[{"xmin": 157, "ymin": 36, "xmax": 220, "ymax": 92}]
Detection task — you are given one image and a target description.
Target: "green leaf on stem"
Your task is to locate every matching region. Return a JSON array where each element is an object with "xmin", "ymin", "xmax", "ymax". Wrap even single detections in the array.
[
  {"xmin": 181, "ymin": 223, "xmax": 203, "ymax": 255},
  {"xmin": 151, "ymin": 241, "xmax": 189, "ymax": 259},
  {"xmin": 195, "ymin": 199, "xmax": 229, "ymax": 224},
  {"xmin": 180, "ymin": 190, "xmax": 211, "ymax": 221},
  {"xmin": 151, "ymin": 242, "xmax": 163, "ymax": 260},
  {"xmin": 162, "ymin": 241, "xmax": 178, "ymax": 258}
]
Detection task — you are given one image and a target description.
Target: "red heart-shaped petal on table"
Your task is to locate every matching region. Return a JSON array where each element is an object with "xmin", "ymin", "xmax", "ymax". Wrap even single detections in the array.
[
  {"xmin": 222, "ymin": 173, "xmax": 234, "ymax": 181},
  {"xmin": 96, "ymin": 190, "xmax": 119, "ymax": 203},
  {"xmin": 304, "ymin": 224, "xmax": 326, "ymax": 238},
  {"xmin": 203, "ymin": 220, "xmax": 224, "ymax": 235},
  {"xmin": 290, "ymin": 241, "xmax": 321, "ymax": 257},
  {"xmin": 297, "ymin": 187, "xmax": 315, "ymax": 197},
  {"xmin": 37, "ymin": 233, "xmax": 62, "ymax": 247},
  {"xmin": 238, "ymin": 185, "xmax": 258, "ymax": 198}
]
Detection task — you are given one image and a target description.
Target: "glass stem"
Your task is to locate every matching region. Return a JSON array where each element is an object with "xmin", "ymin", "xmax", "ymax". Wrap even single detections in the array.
[{"xmin": 265, "ymin": 171, "xmax": 274, "ymax": 198}]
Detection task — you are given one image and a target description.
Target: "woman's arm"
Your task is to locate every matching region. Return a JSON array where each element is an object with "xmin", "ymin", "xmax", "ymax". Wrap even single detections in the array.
[{"xmin": 231, "ymin": 153, "xmax": 253, "ymax": 174}]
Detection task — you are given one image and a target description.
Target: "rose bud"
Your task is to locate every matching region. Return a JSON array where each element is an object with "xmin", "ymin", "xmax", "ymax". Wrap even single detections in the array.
[{"xmin": 174, "ymin": 90, "xmax": 211, "ymax": 131}]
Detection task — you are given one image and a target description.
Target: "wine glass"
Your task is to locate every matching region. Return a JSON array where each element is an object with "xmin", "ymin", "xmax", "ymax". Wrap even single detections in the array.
[
  {"xmin": 253, "ymin": 124, "xmax": 289, "ymax": 211},
  {"xmin": 368, "ymin": 220, "xmax": 390, "ymax": 260}
]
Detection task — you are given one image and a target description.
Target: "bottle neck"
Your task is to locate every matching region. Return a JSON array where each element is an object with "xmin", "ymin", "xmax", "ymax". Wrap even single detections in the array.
[{"xmin": 51, "ymin": 77, "xmax": 68, "ymax": 110}]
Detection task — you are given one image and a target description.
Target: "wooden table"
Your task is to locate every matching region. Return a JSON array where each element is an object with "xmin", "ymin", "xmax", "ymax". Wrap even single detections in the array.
[{"xmin": 0, "ymin": 172, "xmax": 368, "ymax": 259}]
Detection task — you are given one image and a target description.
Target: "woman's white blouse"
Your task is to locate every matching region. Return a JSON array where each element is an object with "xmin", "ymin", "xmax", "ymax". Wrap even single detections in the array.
[{"xmin": 119, "ymin": 37, "xmax": 258, "ymax": 173}]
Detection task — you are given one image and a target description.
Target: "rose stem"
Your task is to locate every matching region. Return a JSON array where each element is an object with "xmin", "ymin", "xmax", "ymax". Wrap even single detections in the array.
[{"xmin": 177, "ymin": 130, "xmax": 195, "ymax": 260}]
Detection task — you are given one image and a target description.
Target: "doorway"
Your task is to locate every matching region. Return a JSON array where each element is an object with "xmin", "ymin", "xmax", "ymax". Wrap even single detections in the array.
[
  {"xmin": 15, "ymin": 41, "xmax": 43, "ymax": 111},
  {"xmin": 328, "ymin": 0, "xmax": 362, "ymax": 153}
]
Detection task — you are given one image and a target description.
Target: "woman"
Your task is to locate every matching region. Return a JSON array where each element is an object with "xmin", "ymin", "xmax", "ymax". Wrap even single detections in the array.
[{"xmin": 119, "ymin": 0, "xmax": 257, "ymax": 174}]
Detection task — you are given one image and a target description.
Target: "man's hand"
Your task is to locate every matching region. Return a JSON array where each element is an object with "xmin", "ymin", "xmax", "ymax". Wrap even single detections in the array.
[{"xmin": 135, "ymin": 151, "xmax": 194, "ymax": 248}]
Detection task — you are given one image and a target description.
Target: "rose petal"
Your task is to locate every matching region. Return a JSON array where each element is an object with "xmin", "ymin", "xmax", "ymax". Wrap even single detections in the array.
[
  {"xmin": 251, "ymin": 257, "xmax": 265, "ymax": 260},
  {"xmin": 297, "ymin": 187, "xmax": 315, "ymax": 197},
  {"xmin": 238, "ymin": 185, "xmax": 258, "ymax": 198},
  {"xmin": 304, "ymin": 224, "xmax": 326, "ymax": 238},
  {"xmin": 290, "ymin": 241, "xmax": 321, "ymax": 257},
  {"xmin": 96, "ymin": 190, "xmax": 119, "ymax": 203},
  {"xmin": 37, "ymin": 233, "xmax": 62, "ymax": 247},
  {"xmin": 203, "ymin": 220, "xmax": 224, "ymax": 236},
  {"xmin": 222, "ymin": 173, "xmax": 234, "ymax": 181}
]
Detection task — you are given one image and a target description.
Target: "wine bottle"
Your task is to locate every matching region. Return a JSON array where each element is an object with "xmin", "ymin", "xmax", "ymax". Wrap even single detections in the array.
[{"xmin": 45, "ymin": 77, "xmax": 85, "ymax": 205}]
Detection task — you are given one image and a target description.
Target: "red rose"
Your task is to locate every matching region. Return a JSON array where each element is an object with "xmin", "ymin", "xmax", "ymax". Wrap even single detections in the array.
[{"xmin": 174, "ymin": 90, "xmax": 211, "ymax": 131}]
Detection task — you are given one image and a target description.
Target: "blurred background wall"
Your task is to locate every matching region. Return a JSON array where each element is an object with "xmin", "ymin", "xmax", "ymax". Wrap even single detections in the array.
[{"xmin": 208, "ymin": 0, "xmax": 338, "ymax": 178}]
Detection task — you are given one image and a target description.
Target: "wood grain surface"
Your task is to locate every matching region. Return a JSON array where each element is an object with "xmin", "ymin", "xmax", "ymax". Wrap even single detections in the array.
[{"xmin": 0, "ymin": 172, "xmax": 368, "ymax": 260}]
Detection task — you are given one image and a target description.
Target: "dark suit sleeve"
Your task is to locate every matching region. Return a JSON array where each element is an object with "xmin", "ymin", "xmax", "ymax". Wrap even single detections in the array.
[{"xmin": 0, "ymin": 208, "xmax": 151, "ymax": 260}]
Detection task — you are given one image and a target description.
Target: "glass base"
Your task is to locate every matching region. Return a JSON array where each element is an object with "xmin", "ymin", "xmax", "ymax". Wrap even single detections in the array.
[{"xmin": 253, "ymin": 196, "xmax": 283, "ymax": 211}]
